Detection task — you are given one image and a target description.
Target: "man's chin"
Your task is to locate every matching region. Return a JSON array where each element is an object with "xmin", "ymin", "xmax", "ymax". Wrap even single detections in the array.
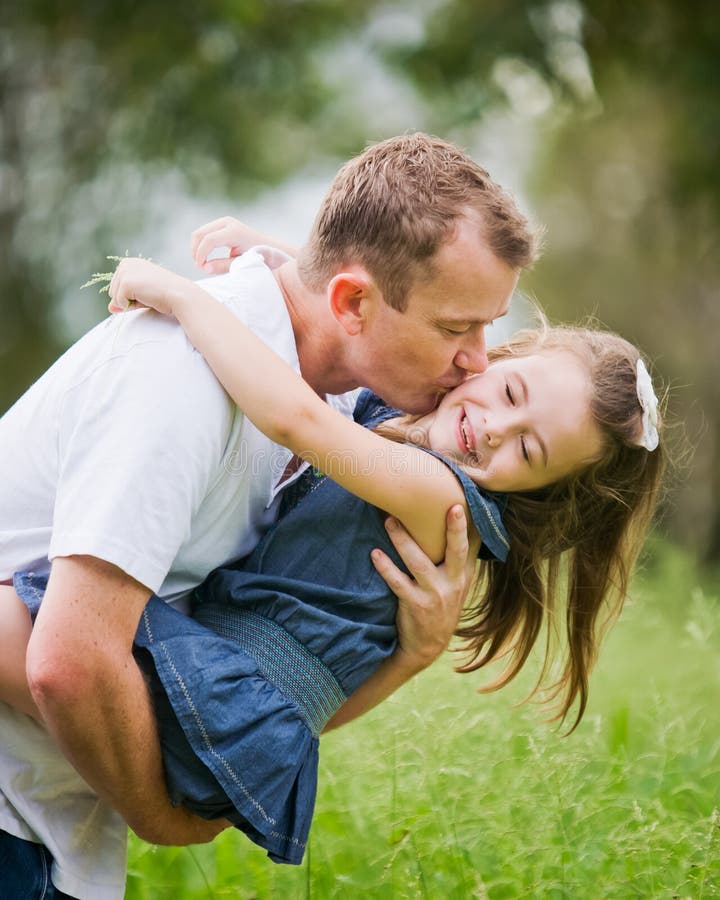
[{"xmin": 399, "ymin": 392, "xmax": 443, "ymax": 415}]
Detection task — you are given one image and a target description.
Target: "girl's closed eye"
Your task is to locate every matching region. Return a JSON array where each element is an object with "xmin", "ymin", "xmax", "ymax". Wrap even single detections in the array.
[
  {"xmin": 505, "ymin": 382, "xmax": 516, "ymax": 405},
  {"xmin": 520, "ymin": 436, "xmax": 530, "ymax": 464}
]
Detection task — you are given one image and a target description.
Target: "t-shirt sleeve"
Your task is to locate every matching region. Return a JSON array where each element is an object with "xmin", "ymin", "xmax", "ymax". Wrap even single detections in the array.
[{"xmin": 49, "ymin": 338, "xmax": 234, "ymax": 592}]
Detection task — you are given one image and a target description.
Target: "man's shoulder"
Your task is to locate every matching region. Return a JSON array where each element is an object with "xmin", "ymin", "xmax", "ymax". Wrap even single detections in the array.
[{"xmin": 197, "ymin": 254, "xmax": 300, "ymax": 369}]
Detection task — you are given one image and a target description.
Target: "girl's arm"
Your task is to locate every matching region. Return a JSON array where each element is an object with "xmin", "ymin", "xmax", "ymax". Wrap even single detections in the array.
[{"xmin": 108, "ymin": 259, "xmax": 470, "ymax": 562}]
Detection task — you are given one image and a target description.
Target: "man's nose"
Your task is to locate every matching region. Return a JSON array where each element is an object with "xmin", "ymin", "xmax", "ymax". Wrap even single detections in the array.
[{"xmin": 454, "ymin": 330, "xmax": 488, "ymax": 374}]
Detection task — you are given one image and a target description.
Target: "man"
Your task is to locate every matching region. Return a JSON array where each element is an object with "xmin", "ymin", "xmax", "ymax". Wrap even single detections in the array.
[{"xmin": 0, "ymin": 132, "xmax": 539, "ymax": 899}]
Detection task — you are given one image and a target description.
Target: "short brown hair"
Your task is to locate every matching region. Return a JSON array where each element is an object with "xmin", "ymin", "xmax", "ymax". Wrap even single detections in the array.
[{"xmin": 298, "ymin": 132, "xmax": 542, "ymax": 311}]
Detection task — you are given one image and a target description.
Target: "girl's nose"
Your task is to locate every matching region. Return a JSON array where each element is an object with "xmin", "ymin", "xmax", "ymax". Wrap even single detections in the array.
[{"xmin": 483, "ymin": 411, "xmax": 513, "ymax": 448}]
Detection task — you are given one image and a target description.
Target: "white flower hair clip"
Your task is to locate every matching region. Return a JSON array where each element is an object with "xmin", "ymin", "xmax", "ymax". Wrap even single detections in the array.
[{"xmin": 635, "ymin": 359, "xmax": 659, "ymax": 451}]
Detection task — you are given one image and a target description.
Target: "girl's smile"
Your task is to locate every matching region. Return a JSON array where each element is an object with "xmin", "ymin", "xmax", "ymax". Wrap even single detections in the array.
[
  {"xmin": 457, "ymin": 408, "xmax": 475, "ymax": 456},
  {"xmin": 418, "ymin": 351, "xmax": 604, "ymax": 492}
]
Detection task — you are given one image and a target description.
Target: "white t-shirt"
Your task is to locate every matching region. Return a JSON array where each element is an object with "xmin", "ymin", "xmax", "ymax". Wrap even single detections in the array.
[{"xmin": 0, "ymin": 248, "xmax": 358, "ymax": 899}]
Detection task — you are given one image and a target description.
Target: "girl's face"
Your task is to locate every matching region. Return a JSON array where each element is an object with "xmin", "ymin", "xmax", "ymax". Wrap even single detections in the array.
[{"xmin": 419, "ymin": 351, "xmax": 604, "ymax": 492}]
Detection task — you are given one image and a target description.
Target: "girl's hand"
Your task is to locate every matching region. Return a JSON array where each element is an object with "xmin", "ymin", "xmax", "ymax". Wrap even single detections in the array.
[
  {"xmin": 190, "ymin": 216, "xmax": 297, "ymax": 274},
  {"xmin": 108, "ymin": 258, "xmax": 191, "ymax": 317}
]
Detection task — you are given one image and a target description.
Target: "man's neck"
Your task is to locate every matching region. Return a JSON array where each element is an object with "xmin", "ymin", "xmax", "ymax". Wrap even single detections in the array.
[{"xmin": 275, "ymin": 262, "xmax": 359, "ymax": 398}]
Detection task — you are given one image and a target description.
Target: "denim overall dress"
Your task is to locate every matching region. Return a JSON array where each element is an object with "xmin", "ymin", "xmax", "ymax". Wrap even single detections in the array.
[{"xmin": 14, "ymin": 390, "xmax": 509, "ymax": 866}]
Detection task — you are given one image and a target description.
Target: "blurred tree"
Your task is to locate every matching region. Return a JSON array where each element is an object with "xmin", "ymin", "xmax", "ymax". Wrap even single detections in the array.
[
  {"xmin": 2, "ymin": 0, "xmax": 717, "ymax": 557},
  {"xmin": 527, "ymin": 0, "xmax": 720, "ymax": 560},
  {"xmin": 382, "ymin": 0, "xmax": 720, "ymax": 559},
  {"xmin": 0, "ymin": 0, "xmax": 378, "ymax": 411}
]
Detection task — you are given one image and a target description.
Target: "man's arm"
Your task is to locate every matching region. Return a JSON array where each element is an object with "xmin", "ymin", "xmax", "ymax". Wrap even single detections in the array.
[
  {"xmin": 25, "ymin": 555, "xmax": 228, "ymax": 845},
  {"xmin": 323, "ymin": 505, "xmax": 474, "ymax": 732}
]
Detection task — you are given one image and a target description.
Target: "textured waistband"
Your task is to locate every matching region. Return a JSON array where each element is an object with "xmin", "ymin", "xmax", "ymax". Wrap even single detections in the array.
[{"xmin": 194, "ymin": 605, "xmax": 346, "ymax": 736}]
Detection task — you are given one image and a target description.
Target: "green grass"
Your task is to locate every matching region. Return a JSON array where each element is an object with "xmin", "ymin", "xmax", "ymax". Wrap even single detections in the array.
[{"xmin": 126, "ymin": 541, "xmax": 720, "ymax": 898}]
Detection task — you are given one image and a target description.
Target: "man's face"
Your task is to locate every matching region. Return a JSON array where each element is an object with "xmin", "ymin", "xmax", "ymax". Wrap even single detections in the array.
[{"xmin": 353, "ymin": 217, "xmax": 519, "ymax": 414}]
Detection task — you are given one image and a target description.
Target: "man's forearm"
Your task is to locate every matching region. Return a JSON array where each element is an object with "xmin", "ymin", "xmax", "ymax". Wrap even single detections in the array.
[
  {"xmin": 26, "ymin": 556, "xmax": 226, "ymax": 845},
  {"xmin": 29, "ymin": 627, "xmax": 224, "ymax": 844}
]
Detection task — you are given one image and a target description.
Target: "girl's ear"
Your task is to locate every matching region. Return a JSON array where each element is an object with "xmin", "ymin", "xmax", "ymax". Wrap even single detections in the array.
[{"xmin": 327, "ymin": 270, "xmax": 377, "ymax": 336}]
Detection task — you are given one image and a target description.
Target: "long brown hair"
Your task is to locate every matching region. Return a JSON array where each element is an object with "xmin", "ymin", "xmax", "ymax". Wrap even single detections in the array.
[{"xmin": 381, "ymin": 321, "xmax": 666, "ymax": 731}]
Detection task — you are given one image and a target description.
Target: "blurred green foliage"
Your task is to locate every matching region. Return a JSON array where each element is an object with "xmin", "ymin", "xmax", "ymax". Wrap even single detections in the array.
[
  {"xmin": 0, "ymin": 0, "xmax": 380, "ymax": 404},
  {"xmin": 1, "ymin": 0, "xmax": 717, "ymax": 557}
]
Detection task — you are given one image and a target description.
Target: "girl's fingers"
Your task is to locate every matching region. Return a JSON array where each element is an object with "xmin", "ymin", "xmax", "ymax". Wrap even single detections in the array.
[
  {"xmin": 190, "ymin": 217, "xmax": 232, "ymax": 261},
  {"xmin": 198, "ymin": 257, "xmax": 232, "ymax": 275},
  {"xmin": 191, "ymin": 217, "xmax": 249, "ymax": 268},
  {"xmin": 108, "ymin": 268, "xmax": 118, "ymax": 302},
  {"xmin": 107, "ymin": 262, "xmax": 139, "ymax": 313},
  {"xmin": 193, "ymin": 228, "xmax": 236, "ymax": 268}
]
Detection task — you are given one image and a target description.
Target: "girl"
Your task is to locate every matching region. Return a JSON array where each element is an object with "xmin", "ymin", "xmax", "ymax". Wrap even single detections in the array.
[{"xmin": 4, "ymin": 257, "xmax": 664, "ymax": 866}]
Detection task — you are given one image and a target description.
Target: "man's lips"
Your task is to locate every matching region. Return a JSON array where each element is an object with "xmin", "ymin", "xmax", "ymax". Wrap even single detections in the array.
[
  {"xmin": 437, "ymin": 378, "xmax": 464, "ymax": 391},
  {"xmin": 425, "ymin": 381, "xmax": 464, "ymax": 412}
]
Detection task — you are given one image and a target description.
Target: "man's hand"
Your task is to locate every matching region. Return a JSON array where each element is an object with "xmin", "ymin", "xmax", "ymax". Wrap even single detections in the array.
[
  {"xmin": 190, "ymin": 216, "xmax": 298, "ymax": 274},
  {"xmin": 373, "ymin": 504, "xmax": 474, "ymax": 672},
  {"xmin": 323, "ymin": 505, "xmax": 473, "ymax": 732}
]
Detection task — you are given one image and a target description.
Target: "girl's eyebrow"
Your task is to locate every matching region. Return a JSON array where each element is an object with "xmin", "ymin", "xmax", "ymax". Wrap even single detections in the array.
[{"xmin": 517, "ymin": 373, "xmax": 549, "ymax": 468}]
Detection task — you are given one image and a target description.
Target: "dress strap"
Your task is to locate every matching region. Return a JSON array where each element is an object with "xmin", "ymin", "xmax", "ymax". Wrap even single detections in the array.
[{"xmin": 194, "ymin": 605, "xmax": 347, "ymax": 736}]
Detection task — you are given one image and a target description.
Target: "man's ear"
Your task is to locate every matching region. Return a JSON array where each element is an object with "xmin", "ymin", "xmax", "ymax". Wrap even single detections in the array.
[{"xmin": 327, "ymin": 271, "xmax": 376, "ymax": 336}]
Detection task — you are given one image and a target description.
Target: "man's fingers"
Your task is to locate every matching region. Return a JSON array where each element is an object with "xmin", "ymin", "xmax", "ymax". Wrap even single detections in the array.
[
  {"xmin": 370, "ymin": 548, "xmax": 417, "ymax": 602},
  {"xmin": 443, "ymin": 505, "xmax": 470, "ymax": 580},
  {"xmin": 375, "ymin": 512, "xmax": 473, "ymax": 670},
  {"xmin": 383, "ymin": 518, "xmax": 436, "ymax": 590}
]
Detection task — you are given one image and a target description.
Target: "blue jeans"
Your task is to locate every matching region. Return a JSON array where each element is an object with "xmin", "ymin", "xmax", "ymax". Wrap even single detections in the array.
[{"xmin": 0, "ymin": 830, "xmax": 76, "ymax": 899}]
